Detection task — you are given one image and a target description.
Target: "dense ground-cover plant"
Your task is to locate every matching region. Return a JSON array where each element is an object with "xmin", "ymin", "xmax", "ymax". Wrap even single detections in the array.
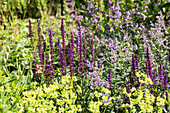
[{"xmin": 0, "ymin": 0, "xmax": 170, "ymax": 113}]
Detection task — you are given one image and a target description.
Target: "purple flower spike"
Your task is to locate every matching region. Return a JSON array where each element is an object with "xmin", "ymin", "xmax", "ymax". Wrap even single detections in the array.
[
  {"xmin": 61, "ymin": 18, "xmax": 65, "ymax": 49},
  {"xmin": 148, "ymin": 60, "xmax": 153, "ymax": 81},
  {"xmin": 83, "ymin": 42, "xmax": 87, "ymax": 72},
  {"xmin": 42, "ymin": 31, "xmax": 46, "ymax": 65},
  {"xmin": 129, "ymin": 72, "xmax": 133, "ymax": 87},
  {"xmin": 164, "ymin": 70, "xmax": 168, "ymax": 91},
  {"xmin": 145, "ymin": 60, "xmax": 149, "ymax": 75},
  {"xmin": 68, "ymin": 42, "xmax": 74, "ymax": 77},
  {"xmin": 135, "ymin": 55, "xmax": 139, "ymax": 72},
  {"xmin": 164, "ymin": 70, "xmax": 168, "ymax": 97},
  {"xmin": 91, "ymin": 39, "xmax": 94, "ymax": 71},
  {"xmin": 137, "ymin": 77, "xmax": 141, "ymax": 88},
  {"xmin": 76, "ymin": 35, "xmax": 79, "ymax": 55},
  {"xmin": 78, "ymin": 21, "xmax": 84, "ymax": 75},
  {"xmin": 71, "ymin": 32, "xmax": 74, "ymax": 49},
  {"xmin": 29, "ymin": 19, "xmax": 34, "ymax": 51},
  {"xmin": 49, "ymin": 30, "xmax": 54, "ymax": 64},
  {"xmin": 146, "ymin": 47, "xmax": 150, "ymax": 61},
  {"xmin": 61, "ymin": 18, "xmax": 67, "ymax": 75},
  {"xmin": 158, "ymin": 63, "xmax": 163, "ymax": 87},
  {"xmin": 29, "ymin": 19, "xmax": 37, "ymax": 80},
  {"xmin": 29, "ymin": 19, "xmax": 36, "ymax": 64},
  {"xmin": 37, "ymin": 19, "xmax": 43, "ymax": 66},
  {"xmin": 169, "ymin": 49, "xmax": 170, "ymax": 67},
  {"xmin": 43, "ymin": 31, "xmax": 46, "ymax": 52},
  {"xmin": 58, "ymin": 39, "xmax": 63, "ymax": 72},
  {"xmin": 108, "ymin": 68, "xmax": 112, "ymax": 96},
  {"xmin": 132, "ymin": 54, "xmax": 136, "ymax": 77}
]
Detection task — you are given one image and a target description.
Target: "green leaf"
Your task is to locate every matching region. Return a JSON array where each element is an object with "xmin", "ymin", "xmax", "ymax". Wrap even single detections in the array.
[
  {"xmin": 7, "ymin": 63, "xmax": 15, "ymax": 67},
  {"xmin": 0, "ymin": 78, "xmax": 17, "ymax": 87}
]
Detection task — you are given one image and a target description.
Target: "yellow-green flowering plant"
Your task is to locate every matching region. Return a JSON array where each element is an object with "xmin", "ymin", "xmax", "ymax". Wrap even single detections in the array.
[
  {"xmin": 18, "ymin": 74, "xmax": 82, "ymax": 113},
  {"xmin": 122, "ymin": 72, "xmax": 167, "ymax": 113},
  {"xmin": 85, "ymin": 86, "xmax": 116, "ymax": 113}
]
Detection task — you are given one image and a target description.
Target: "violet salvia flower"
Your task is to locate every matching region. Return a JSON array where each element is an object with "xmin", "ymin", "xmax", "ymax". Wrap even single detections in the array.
[
  {"xmin": 137, "ymin": 76, "xmax": 141, "ymax": 88},
  {"xmin": 83, "ymin": 42, "xmax": 87, "ymax": 72},
  {"xmin": 37, "ymin": 19, "xmax": 43, "ymax": 65},
  {"xmin": 77, "ymin": 22, "xmax": 85, "ymax": 109},
  {"xmin": 58, "ymin": 39, "xmax": 63, "ymax": 72},
  {"xmin": 71, "ymin": 32, "xmax": 74, "ymax": 49},
  {"xmin": 42, "ymin": 31, "xmax": 46, "ymax": 65},
  {"xmin": 78, "ymin": 21, "xmax": 84, "ymax": 75},
  {"xmin": 164, "ymin": 70, "xmax": 168, "ymax": 91},
  {"xmin": 108, "ymin": 68, "xmax": 112, "ymax": 95},
  {"xmin": 48, "ymin": 60, "xmax": 55, "ymax": 83},
  {"xmin": 29, "ymin": 19, "xmax": 37, "ymax": 80},
  {"xmin": 29, "ymin": 19, "xmax": 36, "ymax": 64},
  {"xmin": 145, "ymin": 60, "xmax": 149, "ymax": 75},
  {"xmin": 132, "ymin": 54, "xmax": 135, "ymax": 77},
  {"xmin": 126, "ymin": 81, "xmax": 130, "ymax": 93},
  {"xmin": 29, "ymin": 19, "xmax": 34, "ymax": 51},
  {"xmin": 68, "ymin": 42, "xmax": 74, "ymax": 77},
  {"xmin": 76, "ymin": 35, "xmax": 79, "ymax": 55},
  {"xmin": 169, "ymin": 49, "xmax": 170, "ymax": 67},
  {"xmin": 135, "ymin": 55, "xmax": 139, "ymax": 72},
  {"xmin": 61, "ymin": 18, "xmax": 67, "ymax": 75},
  {"xmin": 49, "ymin": 30, "xmax": 54, "ymax": 64},
  {"xmin": 48, "ymin": 30, "xmax": 55, "ymax": 78},
  {"xmin": 129, "ymin": 72, "xmax": 133, "ymax": 87},
  {"xmin": 158, "ymin": 63, "xmax": 164, "ymax": 86},
  {"xmin": 61, "ymin": 18, "xmax": 66, "ymax": 49},
  {"xmin": 148, "ymin": 60, "xmax": 153, "ymax": 81},
  {"xmin": 146, "ymin": 47, "xmax": 150, "ymax": 61},
  {"xmin": 164, "ymin": 70, "xmax": 168, "ymax": 98},
  {"xmin": 91, "ymin": 39, "xmax": 94, "ymax": 71},
  {"xmin": 42, "ymin": 33, "xmax": 48, "ymax": 79},
  {"xmin": 43, "ymin": 32, "xmax": 46, "ymax": 52},
  {"xmin": 146, "ymin": 47, "xmax": 153, "ymax": 79}
]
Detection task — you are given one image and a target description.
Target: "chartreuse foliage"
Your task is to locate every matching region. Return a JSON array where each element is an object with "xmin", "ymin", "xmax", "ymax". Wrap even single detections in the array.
[
  {"xmin": 0, "ymin": 73, "xmax": 116, "ymax": 112},
  {"xmin": 122, "ymin": 72, "xmax": 168, "ymax": 113},
  {"xmin": 0, "ymin": 72, "xmax": 168, "ymax": 112}
]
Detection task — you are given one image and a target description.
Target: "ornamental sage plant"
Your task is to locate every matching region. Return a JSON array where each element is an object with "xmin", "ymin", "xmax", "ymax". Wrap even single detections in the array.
[{"xmin": 61, "ymin": 18, "xmax": 67, "ymax": 75}]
